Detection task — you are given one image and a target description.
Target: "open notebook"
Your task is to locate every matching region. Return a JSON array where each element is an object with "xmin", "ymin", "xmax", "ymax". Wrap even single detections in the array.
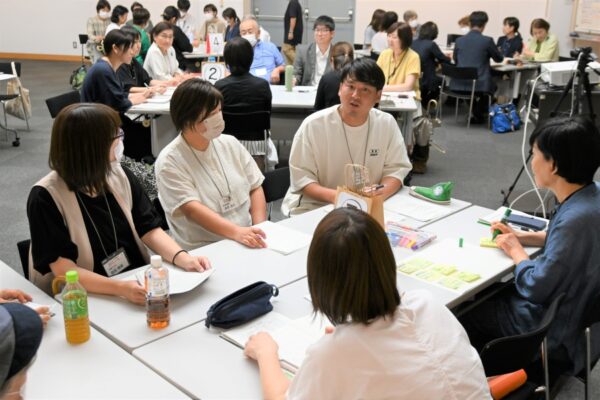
[{"xmin": 220, "ymin": 311, "xmax": 332, "ymax": 372}]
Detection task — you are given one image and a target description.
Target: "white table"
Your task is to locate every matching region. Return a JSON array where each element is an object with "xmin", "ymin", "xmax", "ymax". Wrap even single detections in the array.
[
  {"xmin": 183, "ymin": 48, "xmax": 223, "ymax": 59},
  {"xmin": 133, "ymin": 277, "xmax": 312, "ymax": 400},
  {"xmin": 491, "ymin": 60, "xmax": 540, "ymax": 100},
  {"xmin": 0, "ymin": 262, "xmax": 189, "ymax": 399}
]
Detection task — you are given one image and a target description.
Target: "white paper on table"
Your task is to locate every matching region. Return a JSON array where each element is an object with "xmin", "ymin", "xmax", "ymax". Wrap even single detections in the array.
[
  {"xmin": 292, "ymin": 86, "xmax": 317, "ymax": 93},
  {"xmin": 25, "ymin": 302, "xmax": 57, "ymax": 316},
  {"xmin": 254, "ymin": 221, "xmax": 312, "ymax": 255},
  {"xmin": 384, "ymin": 195, "xmax": 451, "ymax": 222},
  {"xmin": 118, "ymin": 265, "xmax": 214, "ymax": 295},
  {"xmin": 145, "ymin": 95, "xmax": 171, "ymax": 104}
]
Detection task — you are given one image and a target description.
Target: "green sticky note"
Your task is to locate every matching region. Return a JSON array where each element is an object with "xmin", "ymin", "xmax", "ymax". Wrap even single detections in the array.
[
  {"xmin": 415, "ymin": 269, "xmax": 443, "ymax": 282},
  {"xmin": 457, "ymin": 271, "xmax": 481, "ymax": 283},
  {"xmin": 406, "ymin": 258, "xmax": 434, "ymax": 268},
  {"xmin": 480, "ymin": 237, "xmax": 499, "ymax": 248},
  {"xmin": 431, "ymin": 264, "xmax": 457, "ymax": 275},
  {"xmin": 438, "ymin": 276, "xmax": 465, "ymax": 290},
  {"xmin": 397, "ymin": 263, "xmax": 425, "ymax": 274}
]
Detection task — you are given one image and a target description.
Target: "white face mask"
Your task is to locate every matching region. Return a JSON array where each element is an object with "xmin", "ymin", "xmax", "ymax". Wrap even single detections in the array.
[
  {"xmin": 180, "ymin": 11, "xmax": 187, "ymax": 18},
  {"xmin": 242, "ymin": 34, "xmax": 257, "ymax": 47},
  {"xmin": 202, "ymin": 112, "xmax": 225, "ymax": 140},
  {"xmin": 461, "ymin": 26, "xmax": 470, "ymax": 34},
  {"xmin": 204, "ymin": 12, "xmax": 214, "ymax": 20},
  {"xmin": 99, "ymin": 10, "xmax": 111, "ymax": 19},
  {"xmin": 114, "ymin": 138, "xmax": 124, "ymax": 163},
  {"xmin": 408, "ymin": 19, "xmax": 419, "ymax": 28}
]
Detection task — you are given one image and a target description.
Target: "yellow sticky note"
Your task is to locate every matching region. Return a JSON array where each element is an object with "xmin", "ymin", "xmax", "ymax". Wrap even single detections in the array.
[
  {"xmin": 415, "ymin": 269, "xmax": 443, "ymax": 282},
  {"xmin": 456, "ymin": 271, "xmax": 481, "ymax": 283},
  {"xmin": 480, "ymin": 237, "xmax": 499, "ymax": 248},
  {"xmin": 432, "ymin": 264, "xmax": 457, "ymax": 275},
  {"xmin": 438, "ymin": 276, "xmax": 465, "ymax": 290},
  {"xmin": 406, "ymin": 258, "xmax": 434, "ymax": 268}
]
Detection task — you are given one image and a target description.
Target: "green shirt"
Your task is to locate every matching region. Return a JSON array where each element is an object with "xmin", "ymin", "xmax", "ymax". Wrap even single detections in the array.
[
  {"xmin": 134, "ymin": 25, "xmax": 151, "ymax": 64},
  {"xmin": 526, "ymin": 33, "xmax": 559, "ymax": 62}
]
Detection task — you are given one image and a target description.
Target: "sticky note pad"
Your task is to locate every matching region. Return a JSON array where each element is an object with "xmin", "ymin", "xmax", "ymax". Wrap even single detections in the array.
[
  {"xmin": 415, "ymin": 269, "xmax": 443, "ymax": 282},
  {"xmin": 438, "ymin": 276, "xmax": 465, "ymax": 290},
  {"xmin": 397, "ymin": 263, "xmax": 425, "ymax": 274},
  {"xmin": 431, "ymin": 264, "xmax": 457, "ymax": 275},
  {"xmin": 480, "ymin": 237, "xmax": 499, "ymax": 248},
  {"xmin": 456, "ymin": 271, "xmax": 481, "ymax": 283},
  {"xmin": 406, "ymin": 258, "xmax": 434, "ymax": 268}
]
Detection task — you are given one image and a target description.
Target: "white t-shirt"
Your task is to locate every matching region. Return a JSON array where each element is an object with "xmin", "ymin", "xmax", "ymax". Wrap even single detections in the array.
[
  {"xmin": 260, "ymin": 26, "xmax": 271, "ymax": 43},
  {"xmin": 287, "ymin": 290, "xmax": 491, "ymax": 400},
  {"xmin": 143, "ymin": 43, "xmax": 181, "ymax": 81},
  {"xmin": 311, "ymin": 45, "xmax": 330, "ymax": 86},
  {"xmin": 371, "ymin": 32, "xmax": 389, "ymax": 54},
  {"xmin": 155, "ymin": 134, "xmax": 264, "ymax": 249},
  {"xmin": 282, "ymin": 106, "xmax": 412, "ymax": 215},
  {"xmin": 177, "ymin": 12, "xmax": 196, "ymax": 43},
  {"xmin": 105, "ymin": 22, "xmax": 121, "ymax": 35}
]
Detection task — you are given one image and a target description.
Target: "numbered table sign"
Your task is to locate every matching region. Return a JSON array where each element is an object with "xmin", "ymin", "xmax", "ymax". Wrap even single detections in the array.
[
  {"xmin": 209, "ymin": 33, "xmax": 224, "ymax": 54},
  {"xmin": 202, "ymin": 62, "xmax": 226, "ymax": 84}
]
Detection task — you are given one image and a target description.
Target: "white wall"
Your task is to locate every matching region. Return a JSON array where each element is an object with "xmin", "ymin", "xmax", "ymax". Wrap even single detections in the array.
[{"xmin": 0, "ymin": 0, "xmax": 245, "ymax": 56}]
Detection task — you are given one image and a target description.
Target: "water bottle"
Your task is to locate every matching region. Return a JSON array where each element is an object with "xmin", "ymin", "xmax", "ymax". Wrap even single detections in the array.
[
  {"xmin": 61, "ymin": 270, "xmax": 91, "ymax": 344},
  {"xmin": 145, "ymin": 255, "xmax": 170, "ymax": 329},
  {"xmin": 285, "ymin": 65, "xmax": 294, "ymax": 92}
]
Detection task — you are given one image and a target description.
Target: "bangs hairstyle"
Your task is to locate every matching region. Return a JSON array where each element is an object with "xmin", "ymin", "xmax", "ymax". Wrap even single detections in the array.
[
  {"xmin": 529, "ymin": 116, "xmax": 600, "ymax": 184},
  {"xmin": 96, "ymin": 0, "xmax": 111, "ymax": 12},
  {"xmin": 307, "ymin": 208, "xmax": 400, "ymax": 325},
  {"xmin": 110, "ymin": 5, "xmax": 128, "ymax": 23},
  {"xmin": 313, "ymin": 15, "xmax": 335, "ymax": 32},
  {"xmin": 170, "ymin": 79, "xmax": 223, "ymax": 132},
  {"xmin": 120, "ymin": 25, "xmax": 140, "ymax": 42},
  {"xmin": 49, "ymin": 103, "xmax": 121, "ymax": 194},
  {"xmin": 151, "ymin": 21, "xmax": 174, "ymax": 41},
  {"xmin": 224, "ymin": 36, "xmax": 253, "ymax": 75},
  {"xmin": 369, "ymin": 9, "xmax": 385, "ymax": 31},
  {"xmin": 503, "ymin": 17, "xmax": 520, "ymax": 32},
  {"xmin": 395, "ymin": 22, "xmax": 413, "ymax": 49},
  {"xmin": 341, "ymin": 58, "xmax": 385, "ymax": 91},
  {"xmin": 132, "ymin": 8, "xmax": 150, "ymax": 25},
  {"xmin": 162, "ymin": 6, "xmax": 181, "ymax": 21},
  {"xmin": 330, "ymin": 41, "xmax": 354, "ymax": 70},
  {"xmin": 102, "ymin": 29, "xmax": 132, "ymax": 55},
  {"xmin": 530, "ymin": 18, "xmax": 550, "ymax": 34}
]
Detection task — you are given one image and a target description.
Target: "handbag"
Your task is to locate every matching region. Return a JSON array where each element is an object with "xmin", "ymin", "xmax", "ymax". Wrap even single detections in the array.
[
  {"xmin": 5, "ymin": 62, "xmax": 32, "ymax": 120},
  {"xmin": 490, "ymin": 103, "xmax": 521, "ymax": 134},
  {"xmin": 205, "ymin": 281, "xmax": 279, "ymax": 329}
]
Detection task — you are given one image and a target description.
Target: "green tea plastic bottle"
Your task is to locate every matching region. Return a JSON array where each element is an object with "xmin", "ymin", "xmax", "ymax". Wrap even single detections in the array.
[{"xmin": 61, "ymin": 270, "xmax": 90, "ymax": 344}]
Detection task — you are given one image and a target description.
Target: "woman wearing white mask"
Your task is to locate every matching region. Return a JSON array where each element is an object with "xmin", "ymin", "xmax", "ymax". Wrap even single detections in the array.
[
  {"xmin": 196, "ymin": 3, "xmax": 226, "ymax": 43},
  {"xmin": 403, "ymin": 10, "xmax": 420, "ymax": 39},
  {"xmin": 26, "ymin": 104, "xmax": 210, "ymax": 302},
  {"xmin": 155, "ymin": 79, "xmax": 268, "ymax": 250},
  {"xmin": 87, "ymin": 0, "xmax": 113, "ymax": 63}
]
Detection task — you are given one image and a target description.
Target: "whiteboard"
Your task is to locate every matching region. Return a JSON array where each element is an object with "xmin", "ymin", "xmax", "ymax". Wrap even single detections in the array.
[{"xmin": 575, "ymin": 0, "xmax": 600, "ymax": 34}]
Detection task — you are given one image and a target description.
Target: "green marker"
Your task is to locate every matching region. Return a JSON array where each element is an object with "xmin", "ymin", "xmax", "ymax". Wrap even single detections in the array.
[
  {"xmin": 492, "ymin": 208, "xmax": 512, "ymax": 240},
  {"xmin": 459, "ymin": 238, "xmax": 464, "ymax": 248}
]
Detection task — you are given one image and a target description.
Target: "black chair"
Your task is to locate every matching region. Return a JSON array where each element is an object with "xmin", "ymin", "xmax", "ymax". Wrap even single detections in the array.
[
  {"xmin": 222, "ymin": 110, "xmax": 270, "ymax": 172},
  {"xmin": 152, "ymin": 198, "xmax": 170, "ymax": 231},
  {"xmin": 0, "ymin": 62, "xmax": 28, "ymax": 146},
  {"xmin": 262, "ymin": 167, "xmax": 290, "ymax": 219},
  {"xmin": 446, "ymin": 34, "xmax": 463, "ymax": 47},
  {"xmin": 353, "ymin": 43, "xmax": 364, "ymax": 50},
  {"xmin": 438, "ymin": 64, "xmax": 491, "ymax": 129},
  {"xmin": 479, "ymin": 293, "xmax": 566, "ymax": 400},
  {"xmin": 45, "ymin": 91, "xmax": 81, "ymax": 118},
  {"xmin": 16, "ymin": 239, "xmax": 31, "ymax": 280},
  {"xmin": 578, "ymin": 295, "xmax": 600, "ymax": 400}
]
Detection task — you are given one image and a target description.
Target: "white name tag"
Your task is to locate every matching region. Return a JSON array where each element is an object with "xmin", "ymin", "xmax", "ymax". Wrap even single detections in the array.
[
  {"xmin": 253, "ymin": 67, "xmax": 268, "ymax": 77},
  {"xmin": 102, "ymin": 247, "xmax": 130, "ymax": 277}
]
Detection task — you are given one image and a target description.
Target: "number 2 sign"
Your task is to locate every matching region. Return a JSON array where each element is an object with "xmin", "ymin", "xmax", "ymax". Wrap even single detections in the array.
[{"xmin": 201, "ymin": 62, "xmax": 226, "ymax": 84}]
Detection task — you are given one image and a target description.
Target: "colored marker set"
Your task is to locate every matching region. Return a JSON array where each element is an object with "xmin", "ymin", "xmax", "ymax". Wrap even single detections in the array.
[{"xmin": 385, "ymin": 222, "xmax": 437, "ymax": 251}]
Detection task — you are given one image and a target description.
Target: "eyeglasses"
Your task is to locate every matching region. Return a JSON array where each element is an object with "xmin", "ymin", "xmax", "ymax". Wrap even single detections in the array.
[
  {"xmin": 158, "ymin": 34, "xmax": 174, "ymax": 40},
  {"xmin": 314, "ymin": 28, "xmax": 331, "ymax": 34},
  {"xmin": 113, "ymin": 128, "xmax": 125, "ymax": 141}
]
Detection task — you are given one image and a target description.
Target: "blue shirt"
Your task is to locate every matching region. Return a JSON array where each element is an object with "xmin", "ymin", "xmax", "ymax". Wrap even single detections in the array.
[
  {"xmin": 81, "ymin": 59, "xmax": 132, "ymax": 113},
  {"xmin": 250, "ymin": 40, "xmax": 284, "ymax": 81},
  {"xmin": 500, "ymin": 182, "xmax": 600, "ymax": 374}
]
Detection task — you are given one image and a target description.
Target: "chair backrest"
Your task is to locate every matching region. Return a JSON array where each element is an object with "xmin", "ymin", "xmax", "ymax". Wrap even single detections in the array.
[
  {"xmin": 262, "ymin": 167, "xmax": 290, "ymax": 203},
  {"xmin": 45, "ymin": 91, "xmax": 81, "ymax": 118},
  {"xmin": 446, "ymin": 34, "xmax": 463, "ymax": 47},
  {"xmin": 222, "ymin": 110, "xmax": 270, "ymax": 141},
  {"xmin": 441, "ymin": 64, "xmax": 478, "ymax": 80},
  {"xmin": 16, "ymin": 239, "xmax": 30, "ymax": 280},
  {"xmin": 479, "ymin": 292, "xmax": 566, "ymax": 376},
  {"xmin": 0, "ymin": 62, "xmax": 21, "ymax": 77}
]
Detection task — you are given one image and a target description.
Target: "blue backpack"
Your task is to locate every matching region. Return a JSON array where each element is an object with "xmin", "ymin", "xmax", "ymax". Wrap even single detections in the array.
[{"xmin": 490, "ymin": 103, "xmax": 521, "ymax": 134}]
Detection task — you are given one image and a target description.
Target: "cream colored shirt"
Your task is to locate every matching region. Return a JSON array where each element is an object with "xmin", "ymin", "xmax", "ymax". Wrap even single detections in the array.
[
  {"xmin": 143, "ymin": 43, "xmax": 181, "ymax": 81},
  {"xmin": 311, "ymin": 45, "xmax": 330, "ymax": 86},
  {"xmin": 155, "ymin": 134, "xmax": 264, "ymax": 249},
  {"xmin": 282, "ymin": 106, "xmax": 412, "ymax": 215},
  {"xmin": 287, "ymin": 290, "xmax": 491, "ymax": 400}
]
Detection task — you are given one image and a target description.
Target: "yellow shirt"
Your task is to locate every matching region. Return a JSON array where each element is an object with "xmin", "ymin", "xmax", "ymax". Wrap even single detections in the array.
[{"xmin": 377, "ymin": 48, "xmax": 421, "ymax": 100}]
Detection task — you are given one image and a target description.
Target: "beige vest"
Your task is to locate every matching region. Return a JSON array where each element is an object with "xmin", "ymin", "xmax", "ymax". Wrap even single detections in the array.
[{"xmin": 29, "ymin": 165, "xmax": 149, "ymax": 294}]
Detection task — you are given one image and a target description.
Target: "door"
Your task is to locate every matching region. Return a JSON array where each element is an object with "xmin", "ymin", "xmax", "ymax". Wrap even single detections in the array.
[{"xmin": 251, "ymin": 0, "xmax": 356, "ymax": 47}]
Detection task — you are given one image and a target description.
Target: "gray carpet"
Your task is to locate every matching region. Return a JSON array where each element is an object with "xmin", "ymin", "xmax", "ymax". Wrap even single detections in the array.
[{"xmin": 0, "ymin": 59, "xmax": 596, "ymax": 398}]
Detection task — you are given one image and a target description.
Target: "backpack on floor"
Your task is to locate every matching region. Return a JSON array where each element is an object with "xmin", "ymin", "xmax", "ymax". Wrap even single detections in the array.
[
  {"xmin": 69, "ymin": 65, "xmax": 87, "ymax": 90},
  {"xmin": 490, "ymin": 103, "xmax": 521, "ymax": 134}
]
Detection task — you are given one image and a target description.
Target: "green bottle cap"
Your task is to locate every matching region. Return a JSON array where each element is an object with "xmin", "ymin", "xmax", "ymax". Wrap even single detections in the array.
[{"xmin": 65, "ymin": 270, "xmax": 79, "ymax": 283}]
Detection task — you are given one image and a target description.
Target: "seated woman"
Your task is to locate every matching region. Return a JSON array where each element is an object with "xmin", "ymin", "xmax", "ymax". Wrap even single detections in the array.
[
  {"xmin": 223, "ymin": 7, "xmax": 240, "ymax": 42},
  {"xmin": 461, "ymin": 116, "xmax": 600, "ymax": 376},
  {"xmin": 105, "ymin": 5, "xmax": 128, "ymax": 34},
  {"xmin": 411, "ymin": 21, "xmax": 450, "ymax": 106},
  {"xmin": 214, "ymin": 37, "xmax": 274, "ymax": 171},
  {"xmin": 244, "ymin": 207, "xmax": 490, "ymax": 399},
  {"xmin": 519, "ymin": 18, "xmax": 559, "ymax": 62},
  {"xmin": 144, "ymin": 22, "xmax": 185, "ymax": 82},
  {"xmin": 496, "ymin": 17, "xmax": 523, "ymax": 58},
  {"xmin": 27, "ymin": 103, "xmax": 210, "ymax": 302},
  {"xmin": 377, "ymin": 22, "xmax": 421, "ymax": 99},
  {"xmin": 155, "ymin": 79, "xmax": 268, "ymax": 250},
  {"xmin": 363, "ymin": 9, "xmax": 384, "ymax": 50},
  {"xmin": 81, "ymin": 29, "xmax": 154, "ymax": 160},
  {"xmin": 314, "ymin": 41, "xmax": 353, "ymax": 111},
  {"xmin": 161, "ymin": 6, "xmax": 193, "ymax": 70}
]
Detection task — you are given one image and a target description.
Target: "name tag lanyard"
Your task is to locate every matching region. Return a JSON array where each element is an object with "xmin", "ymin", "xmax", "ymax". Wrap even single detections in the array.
[
  {"xmin": 185, "ymin": 139, "xmax": 234, "ymax": 211},
  {"xmin": 77, "ymin": 192, "xmax": 130, "ymax": 275},
  {"xmin": 339, "ymin": 111, "xmax": 371, "ymax": 166}
]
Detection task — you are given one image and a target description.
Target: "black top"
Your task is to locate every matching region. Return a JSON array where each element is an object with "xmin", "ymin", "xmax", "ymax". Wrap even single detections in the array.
[
  {"xmin": 27, "ymin": 167, "xmax": 163, "ymax": 276},
  {"xmin": 284, "ymin": 0, "xmax": 303, "ymax": 45},
  {"xmin": 225, "ymin": 22, "xmax": 240, "ymax": 42},
  {"xmin": 496, "ymin": 34, "xmax": 523, "ymax": 58},
  {"xmin": 117, "ymin": 58, "xmax": 152, "ymax": 93},
  {"xmin": 172, "ymin": 25, "xmax": 194, "ymax": 69},
  {"xmin": 314, "ymin": 70, "xmax": 342, "ymax": 111},
  {"xmin": 411, "ymin": 39, "xmax": 451, "ymax": 92},
  {"xmin": 80, "ymin": 59, "xmax": 132, "ymax": 113},
  {"xmin": 214, "ymin": 72, "xmax": 272, "ymax": 113},
  {"xmin": 451, "ymin": 30, "xmax": 504, "ymax": 93}
]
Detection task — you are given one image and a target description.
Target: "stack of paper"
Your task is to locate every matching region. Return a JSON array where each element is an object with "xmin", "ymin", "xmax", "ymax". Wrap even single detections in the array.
[{"xmin": 384, "ymin": 195, "xmax": 451, "ymax": 222}]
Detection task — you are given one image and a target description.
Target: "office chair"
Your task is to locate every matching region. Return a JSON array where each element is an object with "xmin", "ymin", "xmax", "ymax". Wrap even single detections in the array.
[
  {"xmin": 45, "ymin": 91, "xmax": 81, "ymax": 118},
  {"xmin": 222, "ymin": 110, "xmax": 271, "ymax": 172},
  {"xmin": 16, "ymin": 239, "xmax": 31, "ymax": 280},
  {"xmin": 262, "ymin": 167, "xmax": 290, "ymax": 219}
]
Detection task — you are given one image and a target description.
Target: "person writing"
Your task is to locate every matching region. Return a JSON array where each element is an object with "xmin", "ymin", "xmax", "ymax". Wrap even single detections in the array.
[
  {"xmin": 496, "ymin": 17, "xmax": 523, "ymax": 58},
  {"xmin": 460, "ymin": 116, "xmax": 600, "ymax": 377},
  {"xmin": 155, "ymin": 79, "xmax": 268, "ymax": 249},
  {"xmin": 518, "ymin": 18, "xmax": 559, "ymax": 62},
  {"xmin": 27, "ymin": 104, "xmax": 211, "ymax": 303},
  {"xmin": 244, "ymin": 207, "xmax": 491, "ymax": 399}
]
